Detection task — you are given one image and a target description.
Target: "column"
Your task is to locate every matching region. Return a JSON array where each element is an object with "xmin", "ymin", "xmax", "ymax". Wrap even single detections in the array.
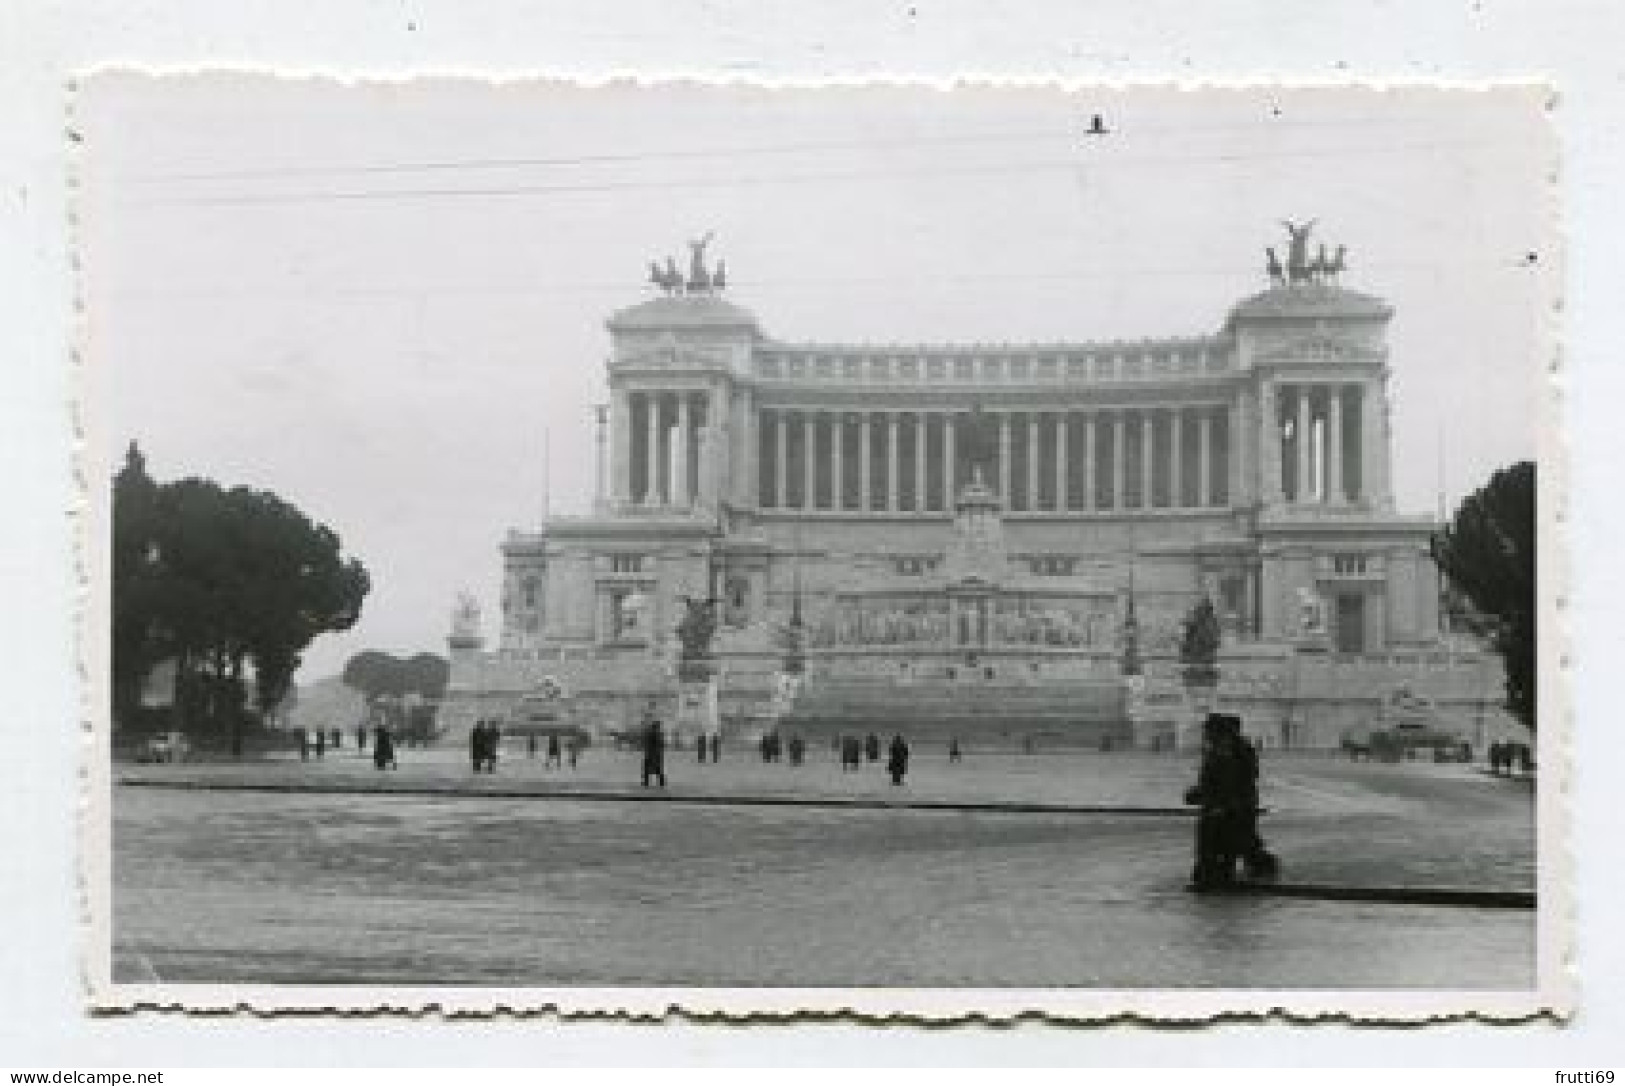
[
  {"xmin": 774, "ymin": 409, "xmax": 788, "ymax": 509},
  {"xmin": 644, "ymin": 391, "xmax": 661, "ymax": 505},
  {"xmin": 1083, "ymin": 413, "xmax": 1096, "ymax": 511},
  {"xmin": 1055, "ymin": 412, "xmax": 1069, "ymax": 512},
  {"xmin": 1361, "ymin": 382, "xmax": 1391, "ymax": 506},
  {"xmin": 1328, "ymin": 384, "xmax": 1345, "ymax": 504},
  {"xmin": 611, "ymin": 388, "xmax": 631, "ymax": 505},
  {"xmin": 999, "ymin": 412, "xmax": 1013, "ymax": 502},
  {"xmin": 1295, "ymin": 385, "xmax": 1312, "ymax": 504},
  {"xmin": 1170, "ymin": 408, "xmax": 1183, "ymax": 508},
  {"xmin": 699, "ymin": 392, "xmax": 719, "ymax": 507},
  {"xmin": 735, "ymin": 389, "xmax": 756, "ymax": 508},
  {"xmin": 914, "ymin": 412, "xmax": 928, "ymax": 512},
  {"xmin": 942, "ymin": 410, "xmax": 956, "ymax": 506},
  {"xmin": 1026, "ymin": 411, "xmax": 1040, "ymax": 513},
  {"xmin": 831, "ymin": 413, "xmax": 845, "ymax": 511},
  {"xmin": 887, "ymin": 412, "xmax": 900, "ymax": 512},
  {"xmin": 859, "ymin": 411, "xmax": 873, "ymax": 511},
  {"xmin": 1140, "ymin": 409, "xmax": 1154, "ymax": 509},
  {"xmin": 674, "ymin": 392, "xmax": 691, "ymax": 505},
  {"xmin": 803, "ymin": 411, "xmax": 817, "ymax": 510},
  {"xmin": 1112, "ymin": 412, "xmax": 1126, "ymax": 509},
  {"xmin": 1198, "ymin": 409, "xmax": 1213, "ymax": 507},
  {"xmin": 1231, "ymin": 398, "xmax": 1247, "ymax": 507},
  {"xmin": 593, "ymin": 404, "xmax": 608, "ymax": 508},
  {"xmin": 1260, "ymin": 381, "xmax": 1281, "ymax": 505}
]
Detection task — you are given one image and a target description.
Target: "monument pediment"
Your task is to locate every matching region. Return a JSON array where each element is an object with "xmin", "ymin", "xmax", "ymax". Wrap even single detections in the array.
[{"xmin": 1253, "ymin": 332, "xmax": 1381, "ymax": 365}]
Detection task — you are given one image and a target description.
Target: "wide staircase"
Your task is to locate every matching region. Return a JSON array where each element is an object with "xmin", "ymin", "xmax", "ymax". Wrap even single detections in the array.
[{"xmin": 781, "ymin": 675, "xmax": 1131, "ymax": 749}]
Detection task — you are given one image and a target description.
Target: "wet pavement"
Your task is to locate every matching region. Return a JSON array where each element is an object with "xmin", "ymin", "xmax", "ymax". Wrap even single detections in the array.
[{"xmin": 112, "ymin": 752, "xmax": 1537, "ymax": 989}]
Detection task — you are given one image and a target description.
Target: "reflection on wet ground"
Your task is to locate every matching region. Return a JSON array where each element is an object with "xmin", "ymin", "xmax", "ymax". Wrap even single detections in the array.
[{"xmin": 113, "ymin": 754, "xmax": 1536, "ymax": 988}]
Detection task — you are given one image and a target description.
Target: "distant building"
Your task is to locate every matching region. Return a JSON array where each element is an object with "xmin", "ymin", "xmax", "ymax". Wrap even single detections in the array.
[{"xmin": 445, "ymin": 229, "xmax": 1518, "ymax": 750}]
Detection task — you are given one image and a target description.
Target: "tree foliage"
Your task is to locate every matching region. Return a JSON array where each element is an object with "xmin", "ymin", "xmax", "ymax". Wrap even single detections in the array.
[
  {"xmin": 1178, "ymin": 596, "xmax": 1223, "ymax": 687},
  {"xmin": 111, "ymin": 443, "xmax": 371, "ymax": 750},
  {"xmin": 1431, "ymin": 460, "xmax": 1536, "ymax": 731},
  {"xmin": 341, "ymin": 651, "xmax": 449, "ymax": 701}
]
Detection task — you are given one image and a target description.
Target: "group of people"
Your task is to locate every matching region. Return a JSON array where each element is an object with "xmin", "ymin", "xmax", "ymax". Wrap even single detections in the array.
[
  {"xmin": 297, "ymin": 728, "xmax": 339, "ymax": 761},
  {"xmin": 834, "ymin": 733, "xmax": 911, "ymax": 783},
  {"xmin": 757, "ymin": 732, "xmax": 805, "ymax": 766},
  {"xmin": 468, "ymin": 719, "xmax": 502, "ymax": 774},
  {"xmin": 694, "ymin": 733, "xmax": 723, "ymax": 764},
  {"xmin": 525, "ymin": 731, "xmax": 582, "ymax": 769},
  {"xmin": 1488, "ymin": 741, "xmax": 1535, "ymax": 776},
  {"xmin": 1184, "ymin": 712, "xmax": 1279, "ymax": 892}
]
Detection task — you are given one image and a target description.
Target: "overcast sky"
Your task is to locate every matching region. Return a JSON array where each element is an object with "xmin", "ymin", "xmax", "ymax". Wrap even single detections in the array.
[{"xmin": 78, "ymin": 77, "xmax": 1553, "ymax": 682}]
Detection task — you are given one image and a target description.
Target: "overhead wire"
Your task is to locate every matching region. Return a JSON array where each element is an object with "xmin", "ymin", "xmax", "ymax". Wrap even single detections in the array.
[{"xmin": 126, "ymin": 136, "xmax": 1524, "ymax": 208}]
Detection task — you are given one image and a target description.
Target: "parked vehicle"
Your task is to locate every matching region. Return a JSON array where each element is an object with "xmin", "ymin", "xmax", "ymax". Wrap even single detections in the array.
[{"xmin": 137, "ymin": 730, "xmax": 190, "ymax": 764}]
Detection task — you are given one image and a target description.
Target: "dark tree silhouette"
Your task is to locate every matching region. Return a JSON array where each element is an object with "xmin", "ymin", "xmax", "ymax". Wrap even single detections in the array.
[
  {"xmin": 1431, "ymin": 460, "xmax": 1536, "ymax": 731},
  {"xmin": 110, "ymin": 445, "xmax": 371, "ymax": 753},
  {"xmin": 111, "ymin": 443, "xmax": 164, "ymax": 728},
  {"xmin": 341, "ymin": 651, "xmax": 449, "ymax": 701}
]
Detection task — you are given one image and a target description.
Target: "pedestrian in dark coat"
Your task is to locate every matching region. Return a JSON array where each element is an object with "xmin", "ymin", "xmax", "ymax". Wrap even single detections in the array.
[
  {"xmin": 1185, "ymin": 714, "xmax": 1252, "ymax": 891},
  {"xmin": 642, "ymin": 718, "xmax": 667, "ymax": 787},
  {"xmin": 484, "ymin": 723, "xmax": 501, "ymax": 772},
  {"xmin": 299, "ymin": 730, "xmax": 310, "ymax": 762},
  {"xmin": 314, "ymin": 729, "xmax": 326, "ymax": 759},
  {"xmin": 709, "ymin": 734, "xmax": 722, "ymax": 763},
  {"xmin": 1222, "ymin": 716, "xmax": 1279, "ymax": 881},
  {"xmin": 948, "ymin": 737, "xmax": 963, "ymax": 764},
  {"xmin": 470, "ymin": 721, "xmax": 486, "ymax": 774},
  {"xmin": 886, "ymin": 734, "xmax": 910, "ymax": 785},
  {"xmin": 330, "ymin": 728, "xmax": 342, "ymax": 750},
  {"xmin": 567, "ymin": 734, "xmax": 581, "ymax": 769},
  {"xmin": 788, "ymin": 734, "xmax": 805, "ymax": 766},
  {"xmin": 356, "ymin": 723, "xmax": 367, "ymax": 750},
  {"xmin": 546, "ymin": 733, "xmax": 562, "ymax": 768},
  {"xmin": 373, "ymin": 725, "xmax": 396, "ymax": 770},
  {"xmin": 865, "ymin": 733, "xmax": 881, "ymax": 763}
]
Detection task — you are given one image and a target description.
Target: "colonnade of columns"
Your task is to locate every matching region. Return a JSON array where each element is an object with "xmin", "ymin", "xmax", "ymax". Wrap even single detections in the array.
[
  {"xmin": 1269, "ymin": 382, "xmax": 1374, "ymax": 505},
  {"xmin": 614, "ymin": 389, "xmax": 715, "ymax": 507},
  {"xmin": 754, "ymin": 406, "xmax": 1233, "ymax": 514}
]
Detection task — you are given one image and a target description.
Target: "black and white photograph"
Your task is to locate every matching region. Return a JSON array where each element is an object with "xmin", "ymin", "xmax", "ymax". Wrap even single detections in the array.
[{"xmin": 79, "ymin": 77, "xmax": 1559, "ymax": 1017}]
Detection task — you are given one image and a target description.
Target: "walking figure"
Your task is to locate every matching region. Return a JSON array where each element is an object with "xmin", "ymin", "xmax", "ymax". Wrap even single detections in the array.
[
  {"xmin": 865, "ymin": 733, "xmax": 881, "ymax": 763},
  {"xmin": 788, "ymin": 734, "xmax": 805, "ymax": 766},
  {"xmin": 546, "ymin": 733, "xmax": 563, "ymax": 768},
  {"xmin": 886, "ymin": 734, "xmax": 910, "ymax": 786},
  {"xmin": 314, "ymin": 729, "xmax": 326, "ymax": 760},
  {"xmin": 948, "ymin": 737, "xmax": 963, "ymax": 764},
  {"xmin": 299, "ymin": 730, "xmax": 310, "ymax": 762},
  {"xmin": 567, "ymin": 734, "xmax": 581, "ymax": 769},
  {"xmin": 1185, "ymin": 713, "xmax": 1278, "ymax": 891},
  {"xmin": 470, "ymin": 720, "xmax": 486, "ymax": 774},
  {"xmin": 372, "ymin": 724, "xmax": 397, "ymax": 771},
  {"xmin": 641, "ymin": 717, "xmax": 668, "ymax": 788},
  {"xmin": 709, "ymin": 734, "xmax": 722, "ymax": 764}
]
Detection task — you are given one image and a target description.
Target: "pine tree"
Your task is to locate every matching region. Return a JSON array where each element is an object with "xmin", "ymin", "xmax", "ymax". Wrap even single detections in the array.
[{"xmin": 1431, "ymin": 461, "xmax": 1536, "ymax": 731}]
